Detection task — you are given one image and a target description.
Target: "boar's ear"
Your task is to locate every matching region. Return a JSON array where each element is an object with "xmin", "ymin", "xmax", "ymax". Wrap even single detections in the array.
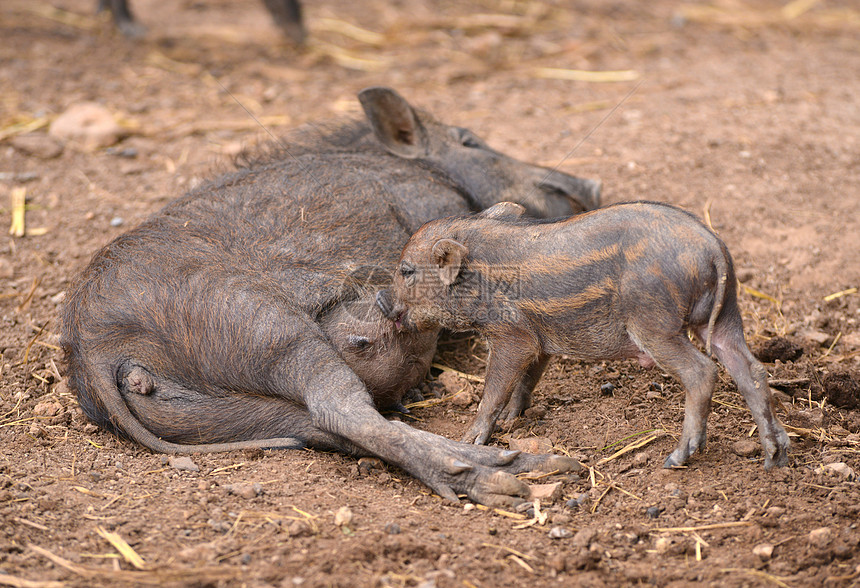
[
  {"xmin": 358, "ymin": 87, "xmax": 429, "ymax": 159},
  {"xmin": 480, "ymin": 202, "xmax": 526, "ymax": 220},
  {"xmin": 432, "ymin": 238, "xmax": 468, "ymax": 286}
]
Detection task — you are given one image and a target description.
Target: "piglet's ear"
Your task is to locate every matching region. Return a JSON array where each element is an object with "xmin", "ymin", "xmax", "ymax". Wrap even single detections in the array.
[
  {"xmin": 432, "ymin": 239, "xmax": 468, "ymax": 286},
  {"xmin": 480, "ymin": 201, "xmax": 526, "ymax": 220}
]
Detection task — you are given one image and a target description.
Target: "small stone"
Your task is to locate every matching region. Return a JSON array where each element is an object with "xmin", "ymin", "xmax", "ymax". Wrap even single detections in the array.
[
  {"xmin": 822, "ymin": 462, "xmax": 856, "ymax": 481},
  {"xmin": 572, "ymin": 527, "xmax": 598, "ymax": 548},
  {"xmin": 548, "ymin": 526, "xmax": 573, "ymax": 539},
  {"xmin": 226, "ymin": 483, "xmax": 261, "ymax": 499},
  {"xmin": 645, "ymin": 506, "xmax": 663, "ymax": 519},
  {"xmin": 523, "ymin": 406, "xmax": 547, "ymax": 420},
  {"xmin": 51, "ymin": 291, "xmax": 66, "ymax": 305},
  {"xmin": 565, "ymin": 493, "xmax": 590, "ymax": 509},
  {"xmin": 732, "ymin": 439, "xmax": 760, "ymax": 458},
  {"xmin": 753, "ymin": 543, "xmax": 774, "ymax": 560},
  {"xmin": 600, "ymin": 382, "xmax": 615, "ymax": 395},
  {"xmin": 808, "ymin": 527, "xmax": 833, "ymax": 548},
  {"xmin": 449, "ymin": 388, "xmax": 474, "ymax": 408},
  {"xmin": 654, "ymin": 537, "xmax": 673, "ymax": 554},
  {"xmin": 105, "ymin": 146, "xmax": 139, "ymax": 158},
  {"xmin": 463, "ymin": 503, "xmax": 475, "ymax": 512},
  {"xmin": 10, "ymin": 133, "xmax": 64, "ymax": 159},
  {"xmin": 508, "ymin": 436, "xmax": 553, "ymax": 454},
  {"xmin": 110, "ymin": 217, "xmax": 124, "ymax": 227},
  {"xmin": 33, "ymin": 401, "xmax": 62, "ymax": 417},
  {"xmin": 765, "ymin": 506, "xmax": 786, "ymax": 518},
  {"xmin": 384, "ymin": 522, "xmax": 401, "ymax": 535},
  {"xmin": 49, "ymin": 102, "xmax": 125, "ymax": 150},
  {"xmin": 168, "ymin": 456, "xmax": 199, "ymax": 472},
  {"xmin": 528, "ymin": 482, "xmax": 563, "ymax": 502},
  {"xmin": 334, "ymin": 506, "xmax": 353, "ymax": 527}
]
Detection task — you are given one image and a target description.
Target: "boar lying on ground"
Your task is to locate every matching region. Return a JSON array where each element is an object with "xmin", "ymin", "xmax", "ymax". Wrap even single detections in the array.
[
  {"xmin": 378, "ymin": 201, "xmax": 790, "ymax": 469},
  {"xmin": 62, "ymin": 87, "xmax": 600, "ymax": 505}
]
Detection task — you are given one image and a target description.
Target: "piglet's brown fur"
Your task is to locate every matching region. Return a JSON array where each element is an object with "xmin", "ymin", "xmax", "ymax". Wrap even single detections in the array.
[{"xmin": 378, "ymin": 201, "xmax": 789, "ymax": 469}]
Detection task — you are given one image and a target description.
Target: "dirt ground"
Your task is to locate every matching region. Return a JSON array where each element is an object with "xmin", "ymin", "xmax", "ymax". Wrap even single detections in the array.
[{"xmin": 2, "ymin": 0, "xmax": 859, "ymax": 586}]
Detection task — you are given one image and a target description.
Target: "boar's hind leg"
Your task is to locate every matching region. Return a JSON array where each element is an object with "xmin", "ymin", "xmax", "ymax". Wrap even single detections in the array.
[
  {"xmin": 638, "ymin": 334, "xmax": 718, "ymax": 468},
  {"xmin": 706, "ymin": 319, "xmax": 790, "ymax": 469}
]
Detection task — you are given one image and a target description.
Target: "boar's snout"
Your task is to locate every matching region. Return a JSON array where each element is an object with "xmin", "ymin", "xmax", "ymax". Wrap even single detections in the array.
[
  {"xmin": 537, "ymin": 171, "xmax": 602, "ymax": 214},
  {"xmin": 376, "ymin": 289, "xmax": 397, "ymax": 320}
]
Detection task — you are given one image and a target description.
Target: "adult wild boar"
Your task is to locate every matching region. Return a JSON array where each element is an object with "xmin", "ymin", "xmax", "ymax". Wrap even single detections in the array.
[{"xmin": 61, "ymin": 87, "xmax": 600, "ymax": 505}]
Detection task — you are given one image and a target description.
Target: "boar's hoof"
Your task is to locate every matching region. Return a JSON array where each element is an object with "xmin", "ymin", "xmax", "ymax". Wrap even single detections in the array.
[
  {"xmin": 477, "ymin": 471, "xmax": 531, "ymax": 508},
  {"xmin": 535, "ymin": 454, "xmax": 582, "ymax": 474},
  {"xmin": 445, "ymin": 458, "xmax": 474, "ymax": 475},
  {"xmin": 763, "ymin": 443, "xmax": 790, "ymax": 470},
  {"xmin": 663, "ymin": 452, "xmax": 687, "ymax": 469},
  {"xmin": 461, "ymin": 420, "xmax": 494, "ymax": 445},
  {"xmin": 498, "ymin": 449, "xmax": 521, "ymax": 465}
]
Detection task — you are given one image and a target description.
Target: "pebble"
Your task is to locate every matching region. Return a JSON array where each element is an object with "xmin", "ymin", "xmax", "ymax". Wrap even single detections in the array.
[
  {"xmin": 548, "ymin": 526, "xmax": 573, "ymax": 539},
  {"xmin": 49, "ymin": 102, "xmax": 125, "ymax": 149},
  {"xmin": 225, "ymin": 483, "xmax": 263, "ymax": 499},
  {"xmin": 167, "ymin": 456, "xmax": 199, "ymax": 472},
  {"xmin": 645, "ymin": 506, "xmax": 663, "ymax": 519},
  {"xmin": 528, "ymin": 482, "xmax": 563, "ymax": 502},
  {"xmin": 753, "ymin": 543, "xmax": 774, "ymax": 560},
  {"xmin": 654, "ymin": 537, "xmax": 673, "ymax": 554},
  {"xmin": 10, "ymin": 133, "xmax": 64, "ymax": 159},
  {"xmin": 822, "ymin": 462, "xmax": 856, "ymax": 481},
  {"xmin": 808, "ymin": 527, "xmax": 833, "ymax": 548},
  {"xmin": 565, "ymin": 493, "xmax": 590, "ymax": 509},
  {"xmin": 572, "ymin": 527, "xmax": 598, "ymax": 548},
  {"xmin": 334, "ymin": 506, "xmax": 353, "ymax": 527},
  {"xmin": 732, "ymin": 439, "xmax": 760, "ymax": 458},
  {"xmin": 384, "ymin": 522, "xmax": 401, "ymax": 535},
  {"xmin": 33, "ymin": 401, "xmax": 62, "ymax": 417},
  {"xmin": 110, "ymin": 217, "xmax": 124, "ymax": 227},
  {"xmin": 507, "ymin": 436, "xmax": 553, "ymax": 454},
  {"xmin": 600, "ymin": 382, "xmax": 615, "ymax": 396},
  {"xmin": 523, "ymin": 406, "xmax": 547, "ymax": 420}
]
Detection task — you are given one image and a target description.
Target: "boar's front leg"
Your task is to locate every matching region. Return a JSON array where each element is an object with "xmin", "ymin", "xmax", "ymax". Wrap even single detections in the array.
[
  {"xmin": 462, "ymin": 334, "xmax": 541, "ymax": 445},
  {"xmin": 288, "ymin": 337, "xmax": 572, "ymax": 507}
]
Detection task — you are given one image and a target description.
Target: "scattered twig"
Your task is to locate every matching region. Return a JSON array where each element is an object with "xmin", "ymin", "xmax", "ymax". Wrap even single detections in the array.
[
  {"xmin": 653, "ymin": 521, "xmax": 753, "ymax": 533},
  {"xmin": 0, "ymin": 574, "xmax": 63, "ymax": 588},
  {"xmin": 27, "ymin": 543, "xmax": 240, "ymax": 584},
  {"xmin": 533, "ymin": 67, "xmax": 640, "ymax": 83},
  {"xmin": 823, "ymin": 287, "xmax": 857, "ymax": 302},
  {"xmin": 95, "ymin": 526, "xmax": 146, "ymax": 570},
  {"xmin": 597, "ymin": 430, "xmax": 666, "ymax": 465},
  {"xmin": 22, "ymin": 319, "xmax": 47, "ymax": 365},
  {"xmin": 720, "ymin": 567, "xmax": 793, "ymax": 588},
  {"xmin": 9, "ymin": 187, "xmax": 26, "ymax": 237}
]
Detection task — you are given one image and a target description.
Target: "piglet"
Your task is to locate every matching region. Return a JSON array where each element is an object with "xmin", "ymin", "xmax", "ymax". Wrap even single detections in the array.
[{"xmin": 377, "ymin": 201, "xmax": 789, "ymax": 469}]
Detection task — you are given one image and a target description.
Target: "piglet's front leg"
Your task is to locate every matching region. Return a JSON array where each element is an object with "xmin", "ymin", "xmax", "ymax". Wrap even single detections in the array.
[{"xmin": 462, "ymin": 335, "xmax": 541, "ymax": 445}]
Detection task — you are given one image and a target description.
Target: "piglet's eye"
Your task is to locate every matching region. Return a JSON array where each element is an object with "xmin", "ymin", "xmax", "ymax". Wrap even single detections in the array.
[
  {"xmin": 347, "ymin": 335, "xmax": 372, "ymax": 350},
  {"xmin": 399, "ymin": 263, "xmax": 416, "ymax": 278}
]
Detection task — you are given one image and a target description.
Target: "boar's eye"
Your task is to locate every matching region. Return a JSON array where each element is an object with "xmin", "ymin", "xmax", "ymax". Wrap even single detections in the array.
[
  {"xmin": 455, "ymin": 127, "xmax": 483, "ymax": 149},
  {"xmin": 347, "ymin": 335, "xmax": 372, "ymax": 351}
]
